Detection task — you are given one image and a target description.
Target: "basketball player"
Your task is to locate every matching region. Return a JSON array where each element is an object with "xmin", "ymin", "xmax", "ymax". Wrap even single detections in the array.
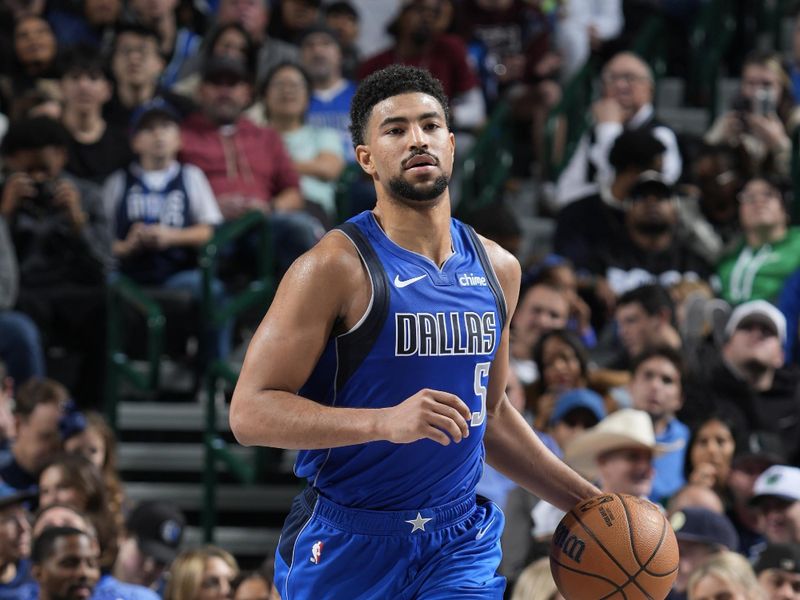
[{"xmin": 230, "ymin": 65, "xmax": 600, "ymax": 599}]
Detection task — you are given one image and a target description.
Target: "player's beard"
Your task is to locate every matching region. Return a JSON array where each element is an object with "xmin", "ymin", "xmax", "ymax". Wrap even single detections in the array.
[{"xmin": 388, "ymin": 173, "xmax": 449, "ymax": 203}]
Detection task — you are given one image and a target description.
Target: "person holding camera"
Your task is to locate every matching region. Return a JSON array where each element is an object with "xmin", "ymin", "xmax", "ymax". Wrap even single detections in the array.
[
  {"xmin": 0, "ymin": 116, "xmax": 112, "ymax": 408},
  {"xmin": 705, "ymin": 51, "xmax": 800, "ymax": 178}
]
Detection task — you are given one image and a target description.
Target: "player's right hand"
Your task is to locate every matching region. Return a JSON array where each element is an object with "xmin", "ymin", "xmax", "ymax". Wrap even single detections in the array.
[{"xmin": 378, "ymin": 389, "xmax": 472, "ymax": 446}]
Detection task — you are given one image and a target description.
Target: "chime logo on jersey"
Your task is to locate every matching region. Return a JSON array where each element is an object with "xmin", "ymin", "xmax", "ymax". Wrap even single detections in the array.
[
  {"xmin": 458, "ymin": 273, "xmax": 488, "ymax": 287},
  {"xmin": 310, "ymin": 541, "xmax": 323, "ymax": 564},
  {"xmin": 395, "ymin": 311, "xmax": 497, "ymax": 356}
]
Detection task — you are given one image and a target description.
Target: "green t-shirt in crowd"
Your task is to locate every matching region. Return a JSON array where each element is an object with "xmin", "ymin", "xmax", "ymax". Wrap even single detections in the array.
[{"xmin": 716, "ymin": 227, "xmax": 800, "ymax": 304}]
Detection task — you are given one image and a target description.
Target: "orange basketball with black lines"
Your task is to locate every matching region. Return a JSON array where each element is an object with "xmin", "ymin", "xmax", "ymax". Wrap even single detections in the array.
[{"xmin": 549, "ymin": 494, "xmax": 679, "ymax": 600}]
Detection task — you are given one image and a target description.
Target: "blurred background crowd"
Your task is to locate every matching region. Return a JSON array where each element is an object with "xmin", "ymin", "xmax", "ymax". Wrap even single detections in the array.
[{"xmin": 2, "ymin": 0, "xmax": 800, "ymax": 599}]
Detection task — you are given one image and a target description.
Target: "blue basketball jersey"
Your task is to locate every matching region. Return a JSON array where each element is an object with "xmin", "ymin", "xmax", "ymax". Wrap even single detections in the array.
[
  {"xmin": 307, "ymin": 81, "xmax": 357, "ymax": 162},
  {"xmin": 295, "ymin": 211, "xmax": 507, "ymax": 510},
  {"xmin": 115, "ymin": 164, "xmax": 196, "ymax": 284}
]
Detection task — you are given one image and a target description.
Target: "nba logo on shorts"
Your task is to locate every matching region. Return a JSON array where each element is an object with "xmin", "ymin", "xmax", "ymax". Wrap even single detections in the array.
[{"xmin": 310, "ymin": 541, "xmax": 324, "ymax": 564}]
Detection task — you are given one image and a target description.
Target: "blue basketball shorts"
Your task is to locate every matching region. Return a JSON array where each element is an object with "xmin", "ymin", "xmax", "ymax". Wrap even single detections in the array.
[{"xmin": 274, "ymin": 487, "xmax": 506, "ymax": 599}]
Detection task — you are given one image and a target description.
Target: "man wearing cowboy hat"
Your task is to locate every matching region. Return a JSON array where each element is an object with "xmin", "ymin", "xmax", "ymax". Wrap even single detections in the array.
[
  {"xmin": 532, "ymin": 408, "xmax": 669, "ymax": 540},
  {"xmin": 565, "ymin": 408, "xmax": 673, "ymax": 498}
]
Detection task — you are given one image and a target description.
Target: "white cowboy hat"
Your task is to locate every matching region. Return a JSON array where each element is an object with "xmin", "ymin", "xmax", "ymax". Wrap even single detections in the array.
[{"xmin": 564, "ymin": 409, "xmax": 679, "ymax": 480}]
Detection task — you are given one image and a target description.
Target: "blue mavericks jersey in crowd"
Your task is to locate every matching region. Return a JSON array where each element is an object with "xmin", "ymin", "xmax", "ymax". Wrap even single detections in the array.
[
  {"xmin": 115, "ymin": 164, "xmax": 196, "ymax": 284},
  {"xmin": 295, "ymin": 211, "xmax": 507, "ymax": 510},
  {"xmin": 307, "ymin": 80, "xmax": 357, "ymax": 162}
]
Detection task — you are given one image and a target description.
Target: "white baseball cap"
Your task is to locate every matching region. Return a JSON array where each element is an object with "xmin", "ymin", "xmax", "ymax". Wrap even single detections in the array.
[
  {"xmin": 725, "ymin": 300, "xmax": 787, "ymax": 344},
  {"xmin": 750, "ymin": 465, "xmax": 800, "ymax": 505}
]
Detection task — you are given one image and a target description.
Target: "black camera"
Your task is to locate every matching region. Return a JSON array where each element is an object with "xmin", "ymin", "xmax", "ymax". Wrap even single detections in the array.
[
  {"xmin": 730, "ymin": 94, "xmax": 753, "ymax": 114},
  {"xmin": 731, "ymin": 91, "xmax": 776, "ymax": 117},
  {"xmin": 30, "ymin": 180, "xmax": 56, "ymax": 206},
  {"xmin": 20, "ymin": 179, "xmax": 56, "ymax": 218}
]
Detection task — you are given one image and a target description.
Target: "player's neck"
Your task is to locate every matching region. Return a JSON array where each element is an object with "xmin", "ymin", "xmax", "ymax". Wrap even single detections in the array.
[{"xmin": 373, "ymin": 199, "xmax": 453, "ymax": 267}]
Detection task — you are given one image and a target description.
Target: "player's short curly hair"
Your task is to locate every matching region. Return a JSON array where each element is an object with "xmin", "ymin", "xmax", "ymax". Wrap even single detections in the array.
[{"xmin": 349, "ymin": 65, "xmax": 451, "ymax": 147}]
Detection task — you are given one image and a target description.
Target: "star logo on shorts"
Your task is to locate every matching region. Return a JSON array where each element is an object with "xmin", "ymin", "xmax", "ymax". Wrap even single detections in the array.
[{"xmin": 405, "ymin": 512, "xmax": 432, "ymax": 533}]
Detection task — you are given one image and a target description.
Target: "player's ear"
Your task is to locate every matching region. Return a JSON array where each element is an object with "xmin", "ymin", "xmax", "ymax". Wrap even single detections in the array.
[{"xmin": 355, "ymin": 144, "xmax": 375, "ymax": 175}]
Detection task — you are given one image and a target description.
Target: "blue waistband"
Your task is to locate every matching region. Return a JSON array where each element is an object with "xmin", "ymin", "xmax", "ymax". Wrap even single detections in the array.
[{"xmin": 300, "ymin": 487, "xmax": 477, "ymax": 536}]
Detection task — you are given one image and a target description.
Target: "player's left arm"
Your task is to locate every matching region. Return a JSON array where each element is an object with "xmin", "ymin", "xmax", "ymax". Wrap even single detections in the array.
[{"xmin": 480, "ymin": 237, "xmax": 601, "ymax": 512}]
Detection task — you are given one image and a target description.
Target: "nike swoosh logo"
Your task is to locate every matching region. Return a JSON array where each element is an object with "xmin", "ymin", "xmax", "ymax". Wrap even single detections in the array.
[
  {"xmin": 475, "ymin": 517, "xmax": 495, "ymax": 540},
  {"xmin": 394, "ymin": 274, "xmax": 428, "ymax": 288}
]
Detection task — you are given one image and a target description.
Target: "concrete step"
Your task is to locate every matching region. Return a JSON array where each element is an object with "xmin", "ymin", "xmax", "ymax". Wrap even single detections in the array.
[
  {"xmin": 657, "ymin": 106, "xmax": 709, "ymax": 136},
  {"xmin": 183, "ymin": 525, "xmax": 281, "ymax": 557},
  {"xmin": 656, "ymin": 77, "xmax": 685, "ymax": 109},
  {"xmin": 119, "ymin": 442, "xmax": 247, "ymax": 472},
  {"xmin": 118, "ymin": 442, "xmax": 298, "ymax": 474},
  {"xmin": 123, "ymin": 481, "xmax": 301, "ymax": 512},
  {"xmin": 117, "ymin": 401, "xmax": 228, "ymax": 432}
]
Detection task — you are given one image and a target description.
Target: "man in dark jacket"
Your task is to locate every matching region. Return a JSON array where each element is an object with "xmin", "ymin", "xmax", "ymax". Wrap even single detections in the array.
[
  {"xmin": 682, "ymin": 301, "xmax": 800, "ymax": 465},
  {"xmin": 0, "ymin": 117, "xmax": 111, "ymax": 407}
]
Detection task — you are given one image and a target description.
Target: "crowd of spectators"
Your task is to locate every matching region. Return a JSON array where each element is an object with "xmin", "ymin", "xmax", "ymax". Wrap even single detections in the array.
[{"xmin": 1, "ymin": 0, "xmax": 800, "ymax": 599}]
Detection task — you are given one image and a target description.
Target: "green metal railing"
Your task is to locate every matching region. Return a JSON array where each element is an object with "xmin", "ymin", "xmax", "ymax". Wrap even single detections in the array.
[
  {"xmin": 632, "ymin": 15, "xmax": 667, "ymax": 82},
  {"xmin": 105, "ymin": 210, "xmax": 276, "ymax": 430},
  {"xmin": 199, "ymin": 210, "xmax": 275, "ymax": 331},
  {"xmin": 759, "ymin": 0, "xmax": 791, "ymax": 52},
  {"xmin": 457, "ymin": 100, "xmax": 514, "ymax": 216},
  {"xmin": 687, "ymin": 0, "xmax": 736, "ymax": 124},
  {"xmin": 542, "ymin": 58, "xmax": 597, "ymax": 181},
  {"xmin": 105, "ymin": 276, "xmax": 165, "ymax": 429},
  {"xmin": 202, "ymin": 361, "xmax": 277, "ymax": 541},
  {"xmin": 334, "ymin": 162, "xmax": 366, "ymax": 225}
]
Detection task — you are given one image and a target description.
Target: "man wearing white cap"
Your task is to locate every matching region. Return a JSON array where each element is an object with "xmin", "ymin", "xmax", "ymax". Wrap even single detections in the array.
[
  {"xmin": 532, "ymin": 409, "xmax": 667, "ymax": 539},
  {"xmin": 751, "ymin": 465, "xmax": 800, "ymax": 546},
  {"xmin": 683, "ymin": 300, "xmax": 800, "ymax": 464},
  {"xmin": 723, "ymin": 301, "xmax": 787, "ymax": 390}
]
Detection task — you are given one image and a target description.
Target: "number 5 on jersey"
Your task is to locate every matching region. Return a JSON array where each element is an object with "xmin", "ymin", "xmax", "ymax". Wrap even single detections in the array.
[{"xmin": 471, "ymin": 362, "xmax": 490, "ymax": 427}]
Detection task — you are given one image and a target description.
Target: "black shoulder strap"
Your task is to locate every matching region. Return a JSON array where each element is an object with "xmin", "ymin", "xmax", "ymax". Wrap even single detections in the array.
[
  {"xmin": 333, "ymin": 222, "xmax": 390, "ymax": 389},
  {"xmin": 463, "ymin": 225, "xmax": 507, "ymax": 329}
]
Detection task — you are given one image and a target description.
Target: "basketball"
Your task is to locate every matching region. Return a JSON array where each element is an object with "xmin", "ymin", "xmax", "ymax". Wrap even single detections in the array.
[{"xmin": 549, "ymin": 494, "xmax": 679, "ymax": 600}]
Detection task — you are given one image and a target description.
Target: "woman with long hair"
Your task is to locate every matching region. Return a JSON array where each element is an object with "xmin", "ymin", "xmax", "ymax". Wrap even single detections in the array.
[
  {"xmin": 683, "ymin": 411, "xmax": 745, "ymax": 499},
  {"xmin": 687, "ymin": 551, "xmax": 766, "ymax": 600},
  {"xmin": 38, "ymin": 453, "xmax": 120, "ymax": 570},
  {"xmin": 164, "ymin": 546, "xmax": 239, "ymax": 600},
  {"xmin": 62, "ymin": 410, "xmax": 126, "ymax": 533}
]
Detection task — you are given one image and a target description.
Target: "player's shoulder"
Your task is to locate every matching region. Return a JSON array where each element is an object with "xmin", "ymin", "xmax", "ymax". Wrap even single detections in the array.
[
  {"xmin": 474, "ymin": 233, "xmax": 521, "ymax": 285},
  {"xmin": 286, "ymin": 227, "xmax": 365, "ymax": 286},
  {"xmin": 472, "ymin": 232, "xmax": 521, "ymax": 311},
  {"xmin": 278, "ymin": 228, "xmax": 369, "ymax": 323}
]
